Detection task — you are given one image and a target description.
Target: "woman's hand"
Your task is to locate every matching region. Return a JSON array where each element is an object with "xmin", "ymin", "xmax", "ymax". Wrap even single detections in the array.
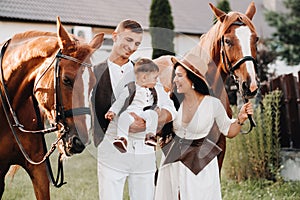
[
  {"xmin": 227, "ymin": 102, "xmax": 254, "ymax": 138},
  {"xmin": 128, "ymin": 112, "xmax": 146, "ymax": 133},
  {"xmin": 237, "ymin": 102, "xmax": 254, "ymax": 124},
  {"xmin": 158, "ymin": 134, "xmax": 173, "ymax": 148}
]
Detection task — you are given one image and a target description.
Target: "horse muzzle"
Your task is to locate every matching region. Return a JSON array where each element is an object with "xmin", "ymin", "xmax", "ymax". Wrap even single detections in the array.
[
  {"xmin": 242, "ymin": 81, "xmax": 259, "ymax": 99},
  {"xmin": 64, "ymin": 135, "xmax": 86, "ymax": 156}
]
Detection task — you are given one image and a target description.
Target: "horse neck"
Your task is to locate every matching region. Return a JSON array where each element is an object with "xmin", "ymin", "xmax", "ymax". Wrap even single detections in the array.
[
  {"xmin": 3, "ymin": 40, "xmax": 58, "ymax": 110},
  {"xmin": 205, "ymin": 62, "xmax": 232, "ymax": 117},
  {"xmin": 184, "ymin": 22, "xmax": 223, "ymax": 76},
  {"xmin": 204, "ymin": 38, "xmax": 232, "ymax": 117},
  {"xmin": 206, "ymin": 61, "xmax": 227, "ymax": 92}
]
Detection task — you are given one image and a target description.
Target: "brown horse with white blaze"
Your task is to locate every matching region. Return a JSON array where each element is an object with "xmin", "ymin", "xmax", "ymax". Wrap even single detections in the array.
[{"xmin": 0, "ymin": 17, "xmax": 103, "ymax": 199}]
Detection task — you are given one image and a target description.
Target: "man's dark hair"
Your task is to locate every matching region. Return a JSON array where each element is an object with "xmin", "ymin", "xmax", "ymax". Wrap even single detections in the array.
[{"xmin": 116, "ymin": 19, "xmax": 143, "ymax": 33}]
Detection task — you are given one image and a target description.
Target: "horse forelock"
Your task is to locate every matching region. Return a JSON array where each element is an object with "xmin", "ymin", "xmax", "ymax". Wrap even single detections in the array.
[
  {"xmin": 71, "ymin": 44, "xmax": 94, "ymax": 63},
  {"xmin": 222, "ymin": 12, "xmax": 256, "ymax": 35}
]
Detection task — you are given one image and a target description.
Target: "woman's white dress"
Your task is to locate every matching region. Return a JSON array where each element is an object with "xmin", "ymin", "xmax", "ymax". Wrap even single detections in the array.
[{"xmin": 155, "ymin": 96, "xmax": 235, "ymax": 200}]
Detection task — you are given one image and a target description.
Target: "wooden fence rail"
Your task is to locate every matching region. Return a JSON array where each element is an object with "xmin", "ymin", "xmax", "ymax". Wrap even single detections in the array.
[{"xmin": 259, "ymin": 72, "xmax": 300, "ymax": 149}]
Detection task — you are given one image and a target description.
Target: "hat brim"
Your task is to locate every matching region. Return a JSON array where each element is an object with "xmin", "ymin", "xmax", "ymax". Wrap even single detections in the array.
[{"xmin": 171, "ymin": 56, "xmax": 209, "ymax": 88}]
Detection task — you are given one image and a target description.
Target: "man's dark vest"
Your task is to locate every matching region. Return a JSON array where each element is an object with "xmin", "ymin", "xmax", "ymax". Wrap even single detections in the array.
[
  {"xmin": 90, "ymin": 60, "xmax": 157, "ymax": 146},
  {"xmin": 91, "ymin": 61, "xmax": 114, "ymax": 146}
]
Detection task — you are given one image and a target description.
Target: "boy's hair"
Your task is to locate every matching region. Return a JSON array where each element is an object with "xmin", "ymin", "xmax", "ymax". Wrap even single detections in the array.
[
  {"xmin": 134, "ymin": 58, "xmax": 159, "ymax": 74},
  {"xmin": 115, "ymin": 19, "xmax": 143, "ymax": 34}
]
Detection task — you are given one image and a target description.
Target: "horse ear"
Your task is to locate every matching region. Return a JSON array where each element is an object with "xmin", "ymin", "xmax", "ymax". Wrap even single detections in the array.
[
  {"xmin": 245, "ymin": 1, "xmax": 256, "ymax": 20},
  {"xmin": 209, "ymin": 3, "xmax": 226, "ymax": 22},
  {"xmin": 89, "ymin": 32, "xmax": 104, "ymax": 50},
  {"xmin": 56, "ymin": 16, "xmax": 73, "ymax": 50}
]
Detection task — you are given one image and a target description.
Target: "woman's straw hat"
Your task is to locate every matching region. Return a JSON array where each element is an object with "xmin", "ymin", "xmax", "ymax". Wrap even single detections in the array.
[{"xmin": 171, "ymin": 56, "xmax": 210, "ymax": 93}]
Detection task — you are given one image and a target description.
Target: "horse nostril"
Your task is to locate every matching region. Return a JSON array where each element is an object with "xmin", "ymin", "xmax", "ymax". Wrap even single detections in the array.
[
  {"xmin": 72, "ymin": 136, "xmax": 85, "ymax": 153},
  {"xmin": 242, "ymin": 82, "xmax": 248, "ymax": 91}
]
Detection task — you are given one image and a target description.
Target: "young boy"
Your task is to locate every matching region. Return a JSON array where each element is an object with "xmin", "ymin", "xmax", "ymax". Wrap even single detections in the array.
[{"xmin": 105, "ymin": 58, "xmax": 161, "ymax": 153}]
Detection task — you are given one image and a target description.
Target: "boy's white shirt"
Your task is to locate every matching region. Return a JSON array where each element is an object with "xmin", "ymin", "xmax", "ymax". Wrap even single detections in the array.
[
  {"xmin": 109, "ymin": 83, "xmax": 154, "ymax": 115},
  {"xmin": 107, "ymin": 59, "xmax": 177, "ymax": 120}
]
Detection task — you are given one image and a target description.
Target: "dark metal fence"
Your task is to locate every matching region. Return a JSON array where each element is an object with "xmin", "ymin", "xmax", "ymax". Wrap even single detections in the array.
[{"xmin": 259, "ymin": 72, "xmax": 300, "ymax": 149}]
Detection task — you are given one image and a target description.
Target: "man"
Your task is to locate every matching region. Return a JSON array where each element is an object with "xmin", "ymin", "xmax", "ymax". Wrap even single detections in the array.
[{"xmin": 90, "ymin": 19, "xmax": 176, "ymax": 200}]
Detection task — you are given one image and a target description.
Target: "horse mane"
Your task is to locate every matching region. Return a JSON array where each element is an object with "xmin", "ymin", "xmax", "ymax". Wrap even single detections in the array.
[
  {"xmin": 70, "ymin": 42, "xmax": 95, "ymax": 62},
  {"xmin": 8, "ymin": 31, "xmax": 59, "ymax": 62},
  {"xmin": 11, "ymin": 31, "xmax": 92, "ymax": 65},
  {"xmin": 12, "ymin": 31, "xmax": 56, "ymax": 41}
]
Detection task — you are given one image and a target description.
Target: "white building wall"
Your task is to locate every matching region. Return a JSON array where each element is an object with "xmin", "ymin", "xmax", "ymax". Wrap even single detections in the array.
[
  {"xmin": 0, "ymin": 21, "xmax": 64, "ymax": 42},
  {"xmin": 174, "ymin": 33, "xmax": 200, "ymax": 58}
]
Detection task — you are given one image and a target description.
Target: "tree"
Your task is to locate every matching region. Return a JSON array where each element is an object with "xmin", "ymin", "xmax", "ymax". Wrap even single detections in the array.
[
  {"xmin": 149, "ymin": 0, "xmax": 175, "ymax": 59},
  {"xmin": 256, "ymin": 39, "xmax": 277, "ymax": 82},
  {"xmin": 216, "ymin": 0, "xmax": 231, "ymax": 18},
  {"xmin": 265, "ymin": 0, "xmax": 300, "ymax": 65}
]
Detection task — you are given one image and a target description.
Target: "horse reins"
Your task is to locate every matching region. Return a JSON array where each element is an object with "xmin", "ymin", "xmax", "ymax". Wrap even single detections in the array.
[
  {"xmin": 0, "ymin": 39, "xmax": 91, "ymax": 187},
  {"xmin": 220, "ymin": 21, "xmax": 258, "ymax": 134}
]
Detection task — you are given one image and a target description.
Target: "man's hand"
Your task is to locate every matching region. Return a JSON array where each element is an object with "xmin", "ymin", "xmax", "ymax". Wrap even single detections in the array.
[
  {"xmin": 105, "ymin": 111, "xmax": 115, "ymax": 121},
  {"xmin": 156, "ymin": 109, "xmax": 172, "ymax": 132},
  {"xmin": 128, "ymin": 109, "xmax": 172, "ymax": 133},
  {"xmin": 128, "ymin": 112, "xmax": 146, "ymax": 133}
]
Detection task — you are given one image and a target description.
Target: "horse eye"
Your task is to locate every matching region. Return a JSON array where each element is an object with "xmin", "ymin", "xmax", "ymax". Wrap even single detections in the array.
[
  {"xmin": 224, "ymin": 39, "xmax": 232, "ymax": 46},
  {"xmin": 62, "ymin": 76, "xmax": 74, "ymax": 87}
]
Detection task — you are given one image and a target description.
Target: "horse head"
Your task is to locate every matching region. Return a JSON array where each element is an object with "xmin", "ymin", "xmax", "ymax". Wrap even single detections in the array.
[
  {"xmin": 209, "ymin": 2, "xmax": 259, "ymax": 99},
  {"xmin": 33, "ymin": 17, "xmax": 104, "ymax": 156}
]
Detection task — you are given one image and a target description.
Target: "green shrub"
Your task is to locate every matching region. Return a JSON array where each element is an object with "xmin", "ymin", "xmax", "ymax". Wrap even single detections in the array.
[{"xmin": 223, "ymin": 90, "xmax": 282, "ymax": 181}]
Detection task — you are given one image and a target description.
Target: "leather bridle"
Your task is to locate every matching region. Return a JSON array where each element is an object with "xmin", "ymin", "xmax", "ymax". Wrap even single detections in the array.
[{"xmin": 220, "ymin": 21, "xmax": 258, "ymax": 133}]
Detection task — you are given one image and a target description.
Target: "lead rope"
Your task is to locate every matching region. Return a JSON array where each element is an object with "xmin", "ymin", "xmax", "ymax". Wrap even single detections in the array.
[
  {"xmin": 231, "ymin": 73, "xmax": 256, "ymax": 134},
  {"xmin": 45, "ymin": 152, "xmax": 67, "ymax": 187}
]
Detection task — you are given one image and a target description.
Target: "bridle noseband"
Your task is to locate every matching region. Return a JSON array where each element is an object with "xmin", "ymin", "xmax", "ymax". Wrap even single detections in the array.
[{"xmin": 0, "ymin": 39, "xmax": 92, "ymax": 187}]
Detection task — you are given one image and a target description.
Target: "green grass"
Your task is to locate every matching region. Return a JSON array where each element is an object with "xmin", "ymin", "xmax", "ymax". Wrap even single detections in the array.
[
  {"xmin": 3, "ymin": 144, "xmax": 300, "ymax": 200},
  {"xmin": 221, "ymin": 179, "xmax": 300, "ymax": 200},
  {"xmin": 3, "ymin": 147, "xmax": 99, "ymax": 200}
]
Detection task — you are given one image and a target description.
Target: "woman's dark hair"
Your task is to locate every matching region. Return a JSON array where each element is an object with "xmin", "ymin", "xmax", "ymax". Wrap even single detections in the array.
[
  {"xmin": 186, "ymin": 69, "xmax": 210, "ymax": 95},
  {"xmin": 173, "ymin": 63, "xmax": 210, "ymax": 101},
  {"xmin": 160, "ymin": 62, "xmax": 211, "ymax": 145}
]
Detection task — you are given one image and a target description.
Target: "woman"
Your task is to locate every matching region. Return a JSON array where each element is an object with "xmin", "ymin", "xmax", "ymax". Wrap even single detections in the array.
[{"xmin": 155, "ymin": 57, "xmax": 253, "ymax": 200}]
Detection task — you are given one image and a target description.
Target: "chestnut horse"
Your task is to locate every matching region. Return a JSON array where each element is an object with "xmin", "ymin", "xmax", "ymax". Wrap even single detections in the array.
[
  {"xmin": 156, "ymin": 2, "xmax": 259, "ymax": 172},
  {"xmin": 0, "ymin": 17, "xmax": 103, "ymax": 199}
]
